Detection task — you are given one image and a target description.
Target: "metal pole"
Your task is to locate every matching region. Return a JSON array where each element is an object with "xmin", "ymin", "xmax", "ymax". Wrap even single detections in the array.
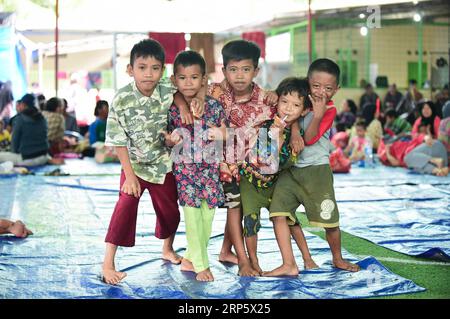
[
  {"xmin": 307, "ymin": 0, "xmax": 312, "ymax": 65},
  {"xmin": 113, "ymin": 32, "xmax": 117, "ymax": 91},
  {"xmin": 347, "ymin": 29, "xmax": 352, "ymax": 87},
  {"xmin": 55, "ymin": 0, "xmax": 59, "ymax": 96},
  {"xmin": 290, "ymin": 28, "xmax": 295, "ymax": 64},
  {"xmin": 365, "ymin": 28, "xmax": 371, "ymax": 84},
  {"xmin": 38, "ymin": 47, "xmax": 43, "ymax": 92},
  {"xmin": 417, "ymin": 19, "xmax": 423, "ymax": 88}
]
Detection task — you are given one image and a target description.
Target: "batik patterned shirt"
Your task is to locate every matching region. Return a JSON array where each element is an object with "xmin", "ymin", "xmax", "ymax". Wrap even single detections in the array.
[
  {"xmin": 208, "ymin": 81, "xmax": 277, "ymax": 163},
  {"xmin": 168, "ymin": 96, "xmax": 226, "ymax": 208}
]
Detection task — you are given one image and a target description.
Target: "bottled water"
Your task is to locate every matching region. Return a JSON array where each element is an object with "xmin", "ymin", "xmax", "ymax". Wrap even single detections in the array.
[{"xmin": 364, "ymin": 143, "xmax": 374, "ymax": 168}]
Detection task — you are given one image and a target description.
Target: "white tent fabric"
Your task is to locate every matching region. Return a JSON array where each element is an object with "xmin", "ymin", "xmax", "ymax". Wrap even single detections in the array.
[{"xmin": 12, "ymin": 0, "xmax": 429, "ymax": 34}]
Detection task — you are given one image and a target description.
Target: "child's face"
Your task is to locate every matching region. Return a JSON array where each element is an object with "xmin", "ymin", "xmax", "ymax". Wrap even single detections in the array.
[
  {"xmin": 99, "ymin": 106, "xmax": 109, "ymax": 119},
  {"xmin": 341, "ymin": 100, "xmax": 349, "ymax": 112},
  {"xmin": 222, "ymin": 59, "xmax": 259, "ymax": 95},
  {"xmin": 277, "ymin": 92, "xmax": 305, "ymax": 125},
  {"xmin": 356, "ymin": 126, "xmax": 366, "ymax": 138},
  {"xmin": 16, "ymin": 101, "xmax": 25, "ymax": 113},
  {"xmin": 385, "ymin": 116, "xmax": 394, "ymax": 125},
  {"xmin": 418, "ymin": 125, "xmax": 427, "ymax": 134},
  {"xmin": 309, "ymin": 71, "xmax": 339, "ymax": 103},
  {"xmin": 421, "ymin": 103, "xmax": 432, "ymax": 118},
  {"xmin": 129, "ymin": 56, "xmax": 164, "ymax": 97},
  {"xmin": 172, "ymin": 64, "xmax": 205, "ymax": 100}
]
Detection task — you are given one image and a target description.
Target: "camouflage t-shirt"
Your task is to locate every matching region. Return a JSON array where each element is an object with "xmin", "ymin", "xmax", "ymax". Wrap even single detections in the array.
[{"xmin": 105, "ymin": 79, "xmax": 176, "ymax": 184}]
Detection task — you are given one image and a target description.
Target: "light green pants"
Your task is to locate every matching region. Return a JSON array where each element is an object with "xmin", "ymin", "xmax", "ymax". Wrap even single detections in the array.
[{"xmin": 183, "ymin": 200, "xmax": 215, "ymax": 273}]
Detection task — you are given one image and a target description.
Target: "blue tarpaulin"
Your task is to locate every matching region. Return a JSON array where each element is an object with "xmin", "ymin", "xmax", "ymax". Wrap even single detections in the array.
[
  {"xmin": 335, "ymin": 166, "xmax": 450, "ymax": 260},
  {"xmin": 0, "ymin": 168, "xmax": 425, "ymax": 298}
]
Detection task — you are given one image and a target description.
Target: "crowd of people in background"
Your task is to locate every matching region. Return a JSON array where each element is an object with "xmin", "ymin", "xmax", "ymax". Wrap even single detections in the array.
[
  {"xmin": 1, "ymin": 76, "xmax": 449, "ymax": 176},
  {"xmin": 0, "ymin": 80, "xmax": 112, "ymax": 169},
  {"xmin": 332, "ymin": 80, "xmax": 449, "ymax": 176}
]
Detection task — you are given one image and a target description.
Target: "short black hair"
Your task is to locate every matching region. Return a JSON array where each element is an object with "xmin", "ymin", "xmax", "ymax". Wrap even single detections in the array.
[
  {"xmin": 346, "ymin": 99, "xmax": 357, "ymax": 115},
  {"xmin": 355, "ymin": 119, "xmax": 367, "ymax": 129},
  {"xmin": 385, "ymin": 108, "xmax": 398, "ymax": 118},
  {"xmin": 45, "ymin": 97, "xmax": 62, "ymax": 112},
  {"xmin": 173, "ymin": 50, "xmax": 206, "ymax": 76},
  {"xmin": 222, "ymin": 40, "xmax": 260, "ymax": 69},
  {"xmin": 275, "ymin": 77, "xmax": 312, "ymax": 109},
  {"xmin": 307, "ymin": 58, "xmax": 340, "ymax": 85},
  {"xmin": 130, "ymin": 39, "xmax": 165, "ymax": 66},
  {"xmin": 19, "ymin": 93, "xmax": 36, "ymax": 109},
  {"xmin": 94, "ymin": 100, "xmax": 109, "ymax": 116}
]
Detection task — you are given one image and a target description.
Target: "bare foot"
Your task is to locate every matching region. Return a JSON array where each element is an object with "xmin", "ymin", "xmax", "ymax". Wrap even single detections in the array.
[
  {"xmin": 238, "ymin": 261, "xmax": 260, "ymax": 277},
  {"xmin": 262, "ymin": 264, "xmax": 299, "ymax": 277},
  {"xmin": 333, "ymin": 259, "xmax": 360, "ymax": 272},
  {"xmin": 162, "ymin": 250, "xmax": 182, "ymax": 264},
  {"xmin": 303, "ymin": 258, "xmax": 319, "ymax": 270},
  {"xmin": 430, "ymin": 157, "xmax": 444, "ymax": 168},
  {"xmin": 102, "ymin": 267, "xmax": 127, "ymax": 285},
  {"xmin": 436, "ymin": 167, "xmax": 449, "ymax": 177},
  {"xmin": 250, "ymin": 257, "xmax": 263, "ymax": 275},
  {"xmin": 218, "ymin": 251, "xmax": 238, "ymax": 264},
  {"xmin": 181, "ymin": 258, "xmax": 195, "ymax": 272},
  {"xmin": 196, "ymin": 268, "xmax": 214, "ymax": 282}
]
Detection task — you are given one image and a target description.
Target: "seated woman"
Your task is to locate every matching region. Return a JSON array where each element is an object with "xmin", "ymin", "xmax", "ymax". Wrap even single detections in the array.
[
  {"xmin": 0, "ymin": 94, "xmax": 62, "ymax": 166},
  {"xmin": 336, "ymin": 99, "xmax": 357, "ymax": 130},
  {"xmin": 404, "ymin": 135, "xmax": 448, "ymax": 176},
  {"xmin": 42, "ymin": 97, "xmax": 66, "ymax": 155},
  {"xmin": 412, "ymin": 101, "xmax": 441, "ymax": 139}
]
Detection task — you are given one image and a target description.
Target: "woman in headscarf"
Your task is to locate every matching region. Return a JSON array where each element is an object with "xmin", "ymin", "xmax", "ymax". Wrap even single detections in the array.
[{"xmin": 412, "ymin": 101, "xmax": 441, "ymax": 139}]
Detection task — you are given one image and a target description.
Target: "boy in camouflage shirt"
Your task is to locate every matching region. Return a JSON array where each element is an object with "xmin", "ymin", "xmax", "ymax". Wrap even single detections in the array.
[{"xmin": 102, "ymin": 39, "xmax": 182, "ymax": 285}]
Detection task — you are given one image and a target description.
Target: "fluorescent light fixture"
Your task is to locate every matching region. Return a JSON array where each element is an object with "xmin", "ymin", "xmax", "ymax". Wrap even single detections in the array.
[
  {"xmin": 413, "ymin": 13, "xmax": 421, "ymax": 22},
  {"xmin": 360, "ymin": 26, "xmax": 368, "ymax": 36}
]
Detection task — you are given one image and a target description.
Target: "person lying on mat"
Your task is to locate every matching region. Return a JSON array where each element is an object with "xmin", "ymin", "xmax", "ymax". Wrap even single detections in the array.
[{"xmin": 0, "ymin": 219, "xmax": 33, "ymax": 238}]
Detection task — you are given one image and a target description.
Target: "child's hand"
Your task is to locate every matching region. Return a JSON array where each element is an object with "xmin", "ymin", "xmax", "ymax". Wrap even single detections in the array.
[
  {"xmin": 264, "ymin": 90, "xmax": 279, "ymax": 105},
  {"xmin": 424, "ymin": 134, "xmax": 434, "ymax": 147},
  {"xmin": 179, "ymin": 103, "xmax": 194, "ymax": 125},
  {"xmin": 290, "ymin": 131, "xmax": 304, "ymax": 155},
  {"xmin": 273, "ymin": 115, "xmax": 287, "ymax": 129},
  {"xmin": 229, "ymin": 164, "xmax": 240, "ymax": 183},
  {"xmin": 8, "ymin": 220, "xmax": 33, "ymax": 238},
  {"xmin": 207, "ymin": 121, "xmax": 227, "ymax": 140},
  {"xmin": 219, "ymin": 79, "xmax": 228, "ymax": 92},
  {"xmin": 308, "ymin": 94, "xmax": 327, "ymax": 119},
  {"xmin": 191, "ymin": 97, "xmax": 205, "ymax": 119},
  {"xmin": 163, "ymin": 131, "xmax": 183, "ymax": 147},
  {"xmin": 122, "ymin": 174, "xmax": 141, "ymax": 198}
]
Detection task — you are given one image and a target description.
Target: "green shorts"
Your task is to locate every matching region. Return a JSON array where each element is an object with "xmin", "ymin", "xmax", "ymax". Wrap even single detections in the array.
[
  {"xmin": 239, "ymin": 176, "xmax": 275, "ymax": 237},
  {"xmin": 220, "ymin": 177, "xmax": 241, "ymax": 209},
  {"xmin": 269, "ymin": 164, "xmax": 340, "ymax": 228}
]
